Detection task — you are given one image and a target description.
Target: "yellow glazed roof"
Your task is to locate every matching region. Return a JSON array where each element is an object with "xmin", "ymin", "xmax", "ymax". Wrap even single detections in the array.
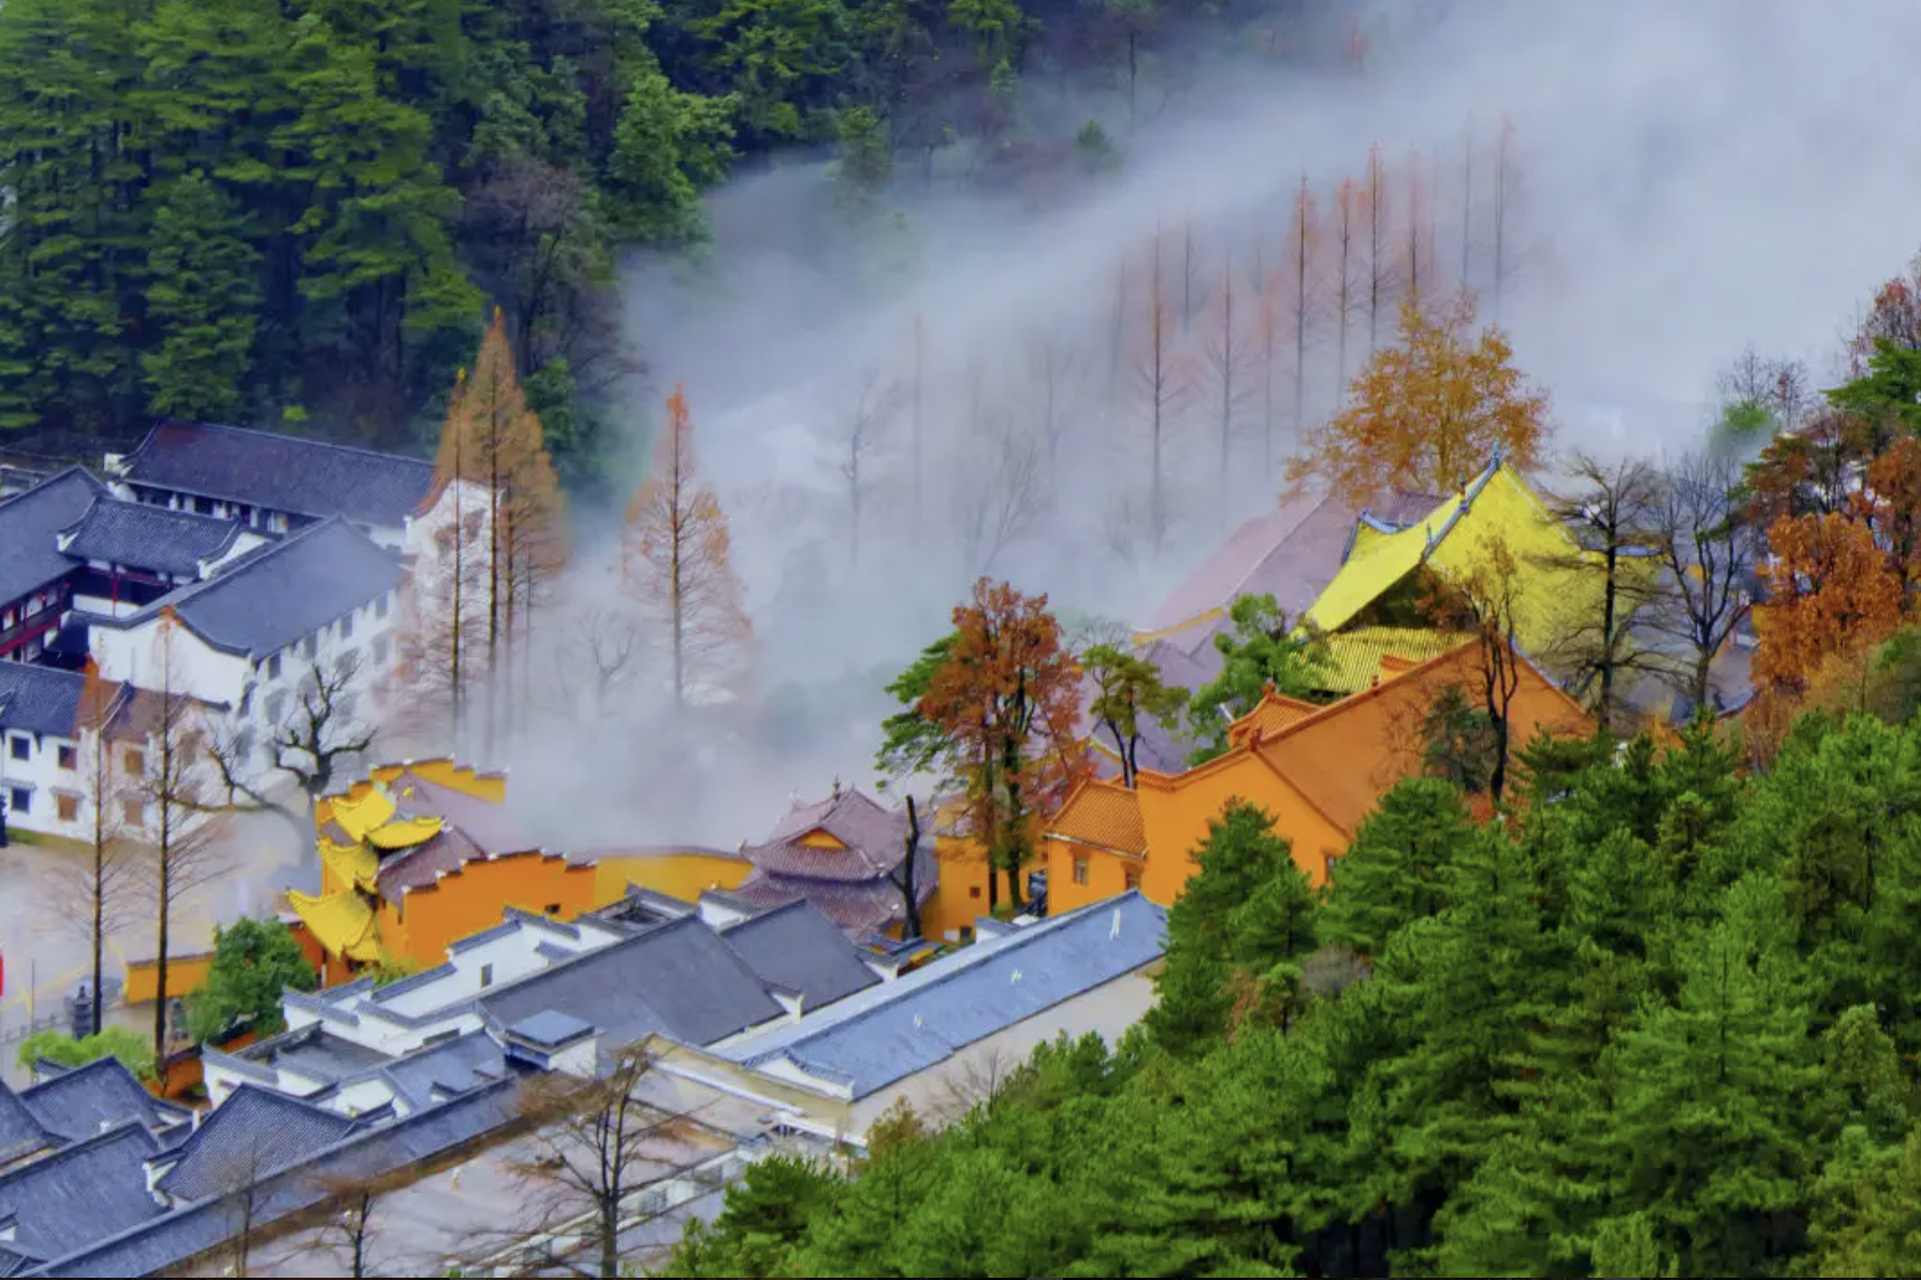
[
  {"xmin": 1300, "ymin": 460, "xmax": 1625, "ymax": 658},
  {"xmin": 289, "ymin": 888, "xmax": 381, "ymax": 962},
  {"xmin": 1314, "ymin": 626, "xmax": 1464, "ymax": 695},
  {"xmin": 329, "ymin": 787, "xmax": 397, "ymax": 843},
  {"xmin": 364, "ymin": 814, "xmax": 445, "ymax": 850},
  {"xmin": 318, "ymin": 836, "xmax": 380, "ymax": 894}
]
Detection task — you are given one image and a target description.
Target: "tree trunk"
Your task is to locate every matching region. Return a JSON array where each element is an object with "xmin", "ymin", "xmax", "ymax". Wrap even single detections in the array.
[
  {"xmin": 599, "ymin": 1201, "xmax": 619, "ymax": 1279},
  {"xmin": 1599, "ymin": 542, "xmax": 1619, "ymax": 732},
  {"xmin": 901, "ymin": 795, "xmax": 924, "ymax": 940}
]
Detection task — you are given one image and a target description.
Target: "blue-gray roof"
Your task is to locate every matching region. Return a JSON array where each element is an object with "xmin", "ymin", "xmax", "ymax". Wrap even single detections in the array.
[
  {"xmin": 724, "ymin": 892, "xmax": 1167, "ymax": 1099},
  {"xmin": 156, "ymin": 1084, "xmax": 357, "ymax": 1202},
  {"xmin": 29, "ymin": 1080, "xmax": 520, "ymax": 1278},
  {"xmin": 93, "ymin": 516, "xmax": 402, "ymax": 659},
  {"xmin": 482, "ymin": 916, "xmax": 785, "ymax": 1047},
  {"xmin": 508, "ymin": 1010, "xmax": 596, "ymax": 1049},
  {"xmin": 0, "ymin": 1085, "xmax": 54, "ymax": 1169},
  {"xmin": 57, "ymin": 496, "xmax": 247, "ymax": 577},
  {"xmin": 376, "ymin": 1031, "xmax": 507, "ymax": 1110},
  {"xmin": 719, "ymin": 900, "xmax": 882, "ymax": 1010},
  {"xmin": 0, "ymin": 1123, "xmax": 163, "ymax": 1265},
  {"xmin": 0, "ymin": 664, "xmax": 90, "ymax": 738},
  {"xmin": 238, "ymin": 1025, "xmax": 395, "ymax": 1084},
  {"xmin": 18, "ymin": 1056, "xmax": 190, "ymax": 1143},
  {"xmin": 0, "ymin": 467, "xmax": 101, "ymax": 608},
  {"xmin": 120, "ymin": 420, "xmax": 435, "ymax": 528}
]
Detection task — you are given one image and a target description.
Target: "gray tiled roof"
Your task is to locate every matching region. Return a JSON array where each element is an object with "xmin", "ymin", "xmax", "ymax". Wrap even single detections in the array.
[
  {"xmin": 745, "ymin": 788, "xmax": 910, "ymax": 882},
  {"xmin": 734, "ymin": 843, "xmax": 936, "ymax": 937},
  {"xmin": 0, "ymin": 1085, "xmax": 54, "ymax": 1170},
  {"xmin": 93, "ymin": 516, "xmax": 402, "ymax": 659},
  {"xmin": 481, "ymin": 915, "xmax": 785, "ymax": 1047},
  {"xmin": 377, "ymin": 1032, "xmax": 506, "ymax": 1110},
  {"xmin": 509, "ymin": 1010, "xmax": 596, "ymax": 1048},
  {"xmin": 725, "ymin": 891, "xmax": 1167, "ymax": 1099},
  {"xmin": 719, "ymin": 900, "xmax": 883, "ymax": 1009},
  {"xmin": 32, "ymin": 1080, "xmax": 520, "ymax": 1278},
  {"xmin": 0, "ymin": 665, "xmax": 91, "ymax": 739},
  {"xmin": 0, "ymin": 1123, "xmax": 163, "ymax": 1265},
  {"xmin": 0, "ymin": 467, "xmax": 101, "ymax": 608},
  {"xmin": 18, "ymin": 1056, "xmax": 190, "ymax": 1143},
  {"xmin": 120, "ymin": 420, "xmax": 434, "ymax": 528},
  {"xmin": 239, "ymin": 1025, "xmax": 395, "ymax": 1084},
  {"xmin": 57, "ymin": 496, "xmax": 247, "ymax": 577},
  {"xmin": 156, "ymin": 1084, "xmax": 357, "ymax": 1202}
]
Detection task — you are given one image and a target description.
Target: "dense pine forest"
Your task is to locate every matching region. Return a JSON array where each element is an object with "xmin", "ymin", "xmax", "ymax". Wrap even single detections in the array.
[
  {"xmin": 0, "ymin": 0, "xmax": 1376, "ymax": 490},
  {"xmin": 665, "ymin": 716, "xmax": 1921, "ymax": 1278}
]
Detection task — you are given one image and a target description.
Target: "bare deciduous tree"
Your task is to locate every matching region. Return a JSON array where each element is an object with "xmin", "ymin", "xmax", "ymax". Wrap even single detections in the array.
[
  {"xmin": 54, "ymin": 664, "xmax": 137, "ymax": 1036},
  {"xmin": 953, "ymin": 413, "xmax": 1048, "ymax": 576},
  {"xmin": 836, "ymin": 371, "xmax": 905, "ymax": 569},
  {"xmin": 205, "ymin": 654, "xmax": 376, "ymax": 844},
  {"xmin": 1130, "ymin": 231, "xmax": 1188, "ymax": 559},
  {"xmin": 1650, "ymin": 451, "xmax": 1756, "ymax": 709},
  {"xmin": 1202, "ymin": 253, "xmax": 1255, "ymax": 515},
  {"xmin": 1025, "ymin": 331, "xmax": 1084, "ymax": 482}
]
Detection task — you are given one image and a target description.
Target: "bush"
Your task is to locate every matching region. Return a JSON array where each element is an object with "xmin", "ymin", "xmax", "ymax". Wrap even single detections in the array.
[
  {"xmin": 185, "ymin": 917, "xmax": 317, "ymax": 1043},
  {"xmin": 17, "ymin": 1027, "xmax": 157, "ymax": 1081}
]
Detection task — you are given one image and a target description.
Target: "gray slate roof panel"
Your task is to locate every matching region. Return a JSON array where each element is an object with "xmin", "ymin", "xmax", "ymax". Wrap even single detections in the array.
[
  {"xmin": 0, "ymin": 468, "xmax": 102, "ymax": 608},
  {"xmin": 719, "ymin": 900, "xmax": 883, "ymax": 1008},
  {"xmin": 0, "ymin": 1123, "xmax": 162, "ymax": 1264},
  {"xmin": 156, "ymin": 1084, "xmax": 356, "ymax": 1202},
  {"xmin": 0, "ymin": 1085, "xmax": 53, "ymax": 1169},
  {"xmin": 481, "ymin": 916, "xmax": 785, "ymax": 1047},
  {"xmin": 57, "ymin": 497, "xmax": 245, "ymax": 576},
  {"xmin": 727, "ymin": 891, "xmax": 1167, "ymax": 1098},
  {"xmin": 0, "ymin": 663, "xmax": 90, "ymax": 738},
  {"xmin": 378, "ymin": 1031, "xmax": 507, "ymax": 1110},
  {"xmin": 121, "ymin": 420, "xmax": 434, "ymax": 528},
  {"xmin": 19, "ymin": 1056, "xmax": 190, "ymax": 1143},
  {"xmin": 99, "ymin": 516, "xmax": 402, "ymax": 658}
]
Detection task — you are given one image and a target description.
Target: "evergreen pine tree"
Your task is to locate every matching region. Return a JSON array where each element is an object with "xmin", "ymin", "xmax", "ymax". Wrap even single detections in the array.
[{"xmin": 142, "ymin": 171, "xmax": 262, "ymax": 419}]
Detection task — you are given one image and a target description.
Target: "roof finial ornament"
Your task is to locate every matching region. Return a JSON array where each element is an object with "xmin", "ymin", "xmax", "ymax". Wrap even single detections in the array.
[{"xmin": 832, "ymin": 775, "xmax": 842, "ymax": 801}]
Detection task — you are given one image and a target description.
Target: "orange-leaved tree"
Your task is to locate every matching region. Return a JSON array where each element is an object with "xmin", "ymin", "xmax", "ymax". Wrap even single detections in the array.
[
  {"xmin": 620, "ymin": 384, "xmax": 753, "ymax": 714},
  {"xmin": 1753, "ymin": 512, "xmax": 1903, "ymax": 694},
  {"xmin": 918, "ymin": 579, "xmax": 1086, "ymax": 909},
  {"xmin": 1861, "ymin": 436, "xmax": 1921, "ymax": 586},
  {"xmin": 1289, "ymin": 287, "xmax": 1548, "ymax": 504},
  {"xmin": 404, "ymin": 309, "xmax": 567, "ymax": 754}
]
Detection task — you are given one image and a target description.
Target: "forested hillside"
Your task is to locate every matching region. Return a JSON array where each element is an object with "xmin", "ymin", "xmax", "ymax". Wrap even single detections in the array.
[
  {"xmin": 0, "ymin": 0, "xmax": 1364, "ymax": 479},
  {"xmin": 666, "ymin": 717, "xmax": 1921, "ymax": 1278}
]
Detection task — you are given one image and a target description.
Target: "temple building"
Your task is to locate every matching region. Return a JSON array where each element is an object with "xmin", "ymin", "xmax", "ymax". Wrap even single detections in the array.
[{"xmin": 735, "ymin": 784, "xmax": 935, "ymax": 939}]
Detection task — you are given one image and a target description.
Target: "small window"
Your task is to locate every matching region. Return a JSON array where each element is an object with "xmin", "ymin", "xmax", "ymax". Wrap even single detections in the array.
[
  {"xmin": 122, "ymin": 797, "xmax": 145, "ymax": 825},
  {"xmin": 1072, "ymin": 857, "xmax": 1090, "ymax": 886},
  {"xmin": 125, "ymin": 748, "xmax": 146, "ymax": 776},
  {"xmin": 56, "ymin": 744, "xmax": 76, "ymax": 770},
  {"xmin": 8, "ymin": 787, "xmax": 28, "ymax": 815},
  {"xmin": 8, "ymin": 735, "xmax": 28, "ymax": 762},
  {"xmin": 545, "ymin": 903, "xmax": 561, "ymax": 916},
  {"xmin": 968, "ymin": 885, "xmax": 981, "ymax": 899},
  {"xmin": 1124, "ymin": 867, "xmax": 1142, "ymax": 893},
  {"xmin": 266, "ymin": 653, "xmax": 282, "ymax": 681},
  {"xmin": 56, "ymin": 794, "xmax": 79, "ymax": 822},
  {"xmin": 479, "ymin": 964, "xmax": 494, "ymax": 989},
  {"xmin": 339, "ymin": 612, "xmax": 354, "ymax": 640},
  {"xmin": 375, "ymin": 593, "xmax": 390, "ymax": 620}
]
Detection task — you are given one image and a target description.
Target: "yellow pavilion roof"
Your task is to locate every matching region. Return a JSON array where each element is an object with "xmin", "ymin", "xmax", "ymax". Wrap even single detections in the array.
[
  {"xmin": 329, "ymin": 787, "xmax": 397, "ymax": 843},
  {"xmin": 318, "ymin": 836, "xmax": 380, "ymax": 894},
  {"xmin": 289, "ymin": 888, "xmax": 381, "ymax": 962},
  {"xmin": 1299, "ymin": 459, "xmax": 1634, "ymax": 659},
  {"xmin": 364, "ymin": 815, "xmax": 445, "ymax": 851},
  {"xmin": 1314, "ymin": 626, "xmax": 1466, "ymax": 695}
]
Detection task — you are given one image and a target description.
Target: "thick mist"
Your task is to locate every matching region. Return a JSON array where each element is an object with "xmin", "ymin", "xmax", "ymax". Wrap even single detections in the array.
[{"xmin": 491, "ymin": 0, "xmax": 1921, "ymax": 852}]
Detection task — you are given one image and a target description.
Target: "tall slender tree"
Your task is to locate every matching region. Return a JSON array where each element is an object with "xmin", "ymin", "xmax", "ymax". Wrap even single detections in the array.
[
  {"xmin": 621, "ymin": 385, "xmax": 754, "ymax": 714},
  {"xmin": 57, "ymin": 664, "xmax": 135, "ymax": 1038},
  {"xmin": 1330, "ymin": 176, "xmax": 1363, "ymax": 403},
  {"xmin": 1281, "ymin": 177, "xmax": 1321, "ymax": 463},
  {"xmin": 1129, "ymin": 232, "xmax": 1187, "ymax": 558},
  {"xmin": 1364, "ymin": 143, "xmax": 1393, "ymax": 357},
  {"xmin": 1202, "ymin": 254, "xmax": 1254, "ymax": 514}
]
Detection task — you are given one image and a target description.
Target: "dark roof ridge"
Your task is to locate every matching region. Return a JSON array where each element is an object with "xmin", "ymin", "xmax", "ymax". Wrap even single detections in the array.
[{"xmin": 132, "ymin": 419, "xmax": 433, "ymax": 474}]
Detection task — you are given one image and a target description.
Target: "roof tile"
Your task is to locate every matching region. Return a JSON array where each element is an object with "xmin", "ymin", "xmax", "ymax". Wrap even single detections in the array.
[{"xmin": 120, "ymin": 420, "xmax": 433, "ymax": 528}]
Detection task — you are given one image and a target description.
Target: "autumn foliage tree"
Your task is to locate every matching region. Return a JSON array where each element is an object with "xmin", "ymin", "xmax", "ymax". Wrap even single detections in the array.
[
  {"xmin": 1754, "ymin": 513, "xmax": 1904, "ymax": 695},
  {"xmin": 621, "ymin": 385, "xmax": 753, "ymax": 714},
  {"xmin": 918, "ymin": 580, "xmax": 1086, "ymax": 909},
  {"xmin": 402, "ymin": 310, "xmax": 567, "ymax": 754},
  {"xmin": 1290, "ymin": 288, "xmax": 1549, "ymax": 504}
]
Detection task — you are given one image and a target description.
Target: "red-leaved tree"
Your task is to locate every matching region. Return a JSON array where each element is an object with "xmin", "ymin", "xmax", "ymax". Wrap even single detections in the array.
[{"xmin": 919, "ymin": 580, "xmax": 1087, "ymax": 909}]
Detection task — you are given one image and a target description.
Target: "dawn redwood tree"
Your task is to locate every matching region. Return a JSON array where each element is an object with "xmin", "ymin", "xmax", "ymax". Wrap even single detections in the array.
[
  {"xmin": 1129, "ymin": 231, "xmax": 1188, "ymax": 560},
  {"xmin": 1330, "ymin": 174, "xmax": 1364, "ymax": 400},
  {"xmin": 621, "ymin": 384, "xmax": 753, "ymax": 715},
  {"xmin": 1363, "ymin": 143, "xmax": 1394, "ymax": 356},
  {"xmin": 918, "ymin": 579, "xmax": 1085, "ymax": 909},
  {"xmin": 1279, "ymin": 177, "xmax": 1322, "ymax": 467},
  {"xmin": 1290, "ymin": 289, "xmax": 1549, "ymax": 504},
  {"xmin": 1200, "ymin": 254, "xmax": 1254, "ymax": 513},
  {"xmin": 56, "ymin": 663, "xmax": 135, "ymax": 1037}
]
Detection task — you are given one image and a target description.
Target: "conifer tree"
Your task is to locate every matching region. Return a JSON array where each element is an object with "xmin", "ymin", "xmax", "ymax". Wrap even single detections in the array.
[
  {"xmin": 1318, "ymin": 777, "xmax": 1478, "ymax": 957},
  {"xmin": 142, "ymin": 171, "xmax": 262, "ymax": 421}
]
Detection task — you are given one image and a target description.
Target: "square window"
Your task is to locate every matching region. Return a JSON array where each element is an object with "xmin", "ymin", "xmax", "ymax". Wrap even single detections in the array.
[
  {"xmin": 7, "ymin": 787, "xmax": 27, "ymax": 815},
  {"xmin": 479, "ymin": 964, "xmax": 494, "ymax": 988},
  {"xmin": 8, "ymin": 735, "xmax": 27, "ymax": 761},
  {"xmin": 57, "ymin": 744, "xmax": 75, "ymax": 770},
  {"xmin": 56, "ymin": 794, "xmax": 78, "ymax": 822},
  {"xmin": 1072, "ymin": 857, "xmax": 1089, "ymax": 886},
  {"xmin": 122, "ymin": 797, "xmax": 145, "ymax": 825},
  {"xmin": 125, "ymin": 748, "xmax": 146, "ymax": 776},
  {"xmin": 968, "ymin": 885, "xmax": 981, "ymax": 899}
]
